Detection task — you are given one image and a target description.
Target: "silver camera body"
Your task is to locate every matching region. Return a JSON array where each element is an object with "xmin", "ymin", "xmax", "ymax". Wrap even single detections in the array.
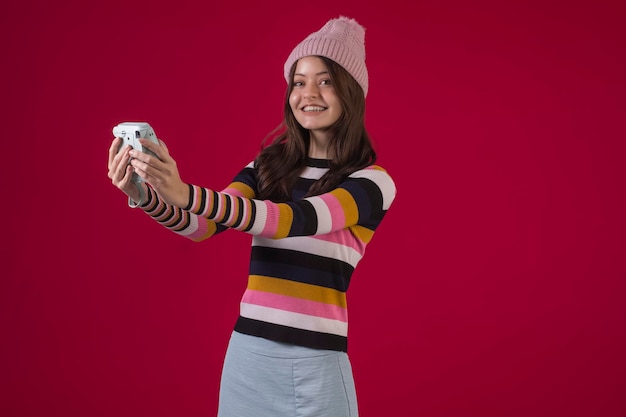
[{"xmin": 112, "ymin": 122, "xmax": 159, "ymax": 183}]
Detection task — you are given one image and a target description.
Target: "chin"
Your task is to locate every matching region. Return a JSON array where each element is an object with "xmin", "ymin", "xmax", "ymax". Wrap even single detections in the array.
[{"xmin": 298, "ymin": 119, "xmax": 332, "ymax": 130}]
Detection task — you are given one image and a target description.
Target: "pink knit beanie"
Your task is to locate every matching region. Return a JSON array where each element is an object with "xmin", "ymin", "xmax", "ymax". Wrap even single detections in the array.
[{"xmin": 284, "ymin": 16, "xmax": 369, "ymax": 97}]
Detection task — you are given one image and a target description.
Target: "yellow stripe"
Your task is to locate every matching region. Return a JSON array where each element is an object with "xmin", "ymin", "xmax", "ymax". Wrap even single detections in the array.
[
  {"xmin": 273, "ymin": 203, "xmax": 294, "ymax": 239},
  {"xmin": 248, "ymin": 275, "xmax": 347, "ymax": 308},
  {"xmin": 230, "ymin": 196, "xmax": 241, "ymax": 226},
  {"xmin": 240, "ymin": 200, "xmax": 253, "ymax": 230},
  {"xmin": 191, "ymin": 222, "xmax": 218, "ymax": 242},
  {"xmin": 330, "ymin": 188, "xmax": 358, "ymax": 227},
  {"xmin": 215, "ymin": 194, "xmax": 226, "ymax": 222},
  {"xmin": 349, "ymin": 225, "xmax": 374, "ymax": 244},
  {"xmin": 162, "ymin": 209, "xmax": 183, "ymax": 227},
  {"xmin": 225, "ymin": 182, "xmax": 255, "ymax": 198}
]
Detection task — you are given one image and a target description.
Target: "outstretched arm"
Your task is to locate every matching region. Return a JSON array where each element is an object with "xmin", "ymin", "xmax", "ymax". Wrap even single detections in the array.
[
  {"xmin": 186, "ymin": 166, "xmax": 396, "ymax": 239},
  {"xmin": 129, "ymin": 138, "xmax": 396, "ymax": 239},
  {"xmin": 116, "ymin": 137, "xmax": 256, "ymax": 242},
  {"xmin": 139, "ymin": 164, "xmax": 257, "ymax": 242}
]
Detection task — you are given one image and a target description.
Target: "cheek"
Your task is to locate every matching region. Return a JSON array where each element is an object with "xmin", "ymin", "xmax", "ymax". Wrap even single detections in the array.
[
  {"xmin": 329, "ymin": 99, "xmax": 343, "ymax": 118},
  {"xmin": 289, "ymin": 93, "xmax": 299, "ymax": 110}
]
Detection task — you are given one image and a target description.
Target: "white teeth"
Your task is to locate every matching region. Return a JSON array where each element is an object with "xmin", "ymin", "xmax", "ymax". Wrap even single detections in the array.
[{"xmin": 303, "ymin": 106, "xmax": 326, "ymax": 112}]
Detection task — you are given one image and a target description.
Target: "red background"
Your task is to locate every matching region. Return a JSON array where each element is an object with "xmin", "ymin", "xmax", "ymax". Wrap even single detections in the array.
[{"xmin": 2, "ymin": 0, "xmax": 625, "ymax": 416}]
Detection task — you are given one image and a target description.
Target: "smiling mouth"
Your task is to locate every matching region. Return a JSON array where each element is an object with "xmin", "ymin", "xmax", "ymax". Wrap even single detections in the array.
[{"xmin": 302, "ymin": 106, "xmax": 327, "ymax": 112}]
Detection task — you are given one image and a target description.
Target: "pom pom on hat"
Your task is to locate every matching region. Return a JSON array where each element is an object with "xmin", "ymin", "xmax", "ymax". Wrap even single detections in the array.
[{"xmin": 284, "ymin": 16, "xmax": 369, "ymax": 97}]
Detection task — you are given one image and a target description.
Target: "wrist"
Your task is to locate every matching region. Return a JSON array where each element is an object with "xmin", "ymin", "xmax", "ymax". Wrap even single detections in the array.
[
  {"xmin": 175, "ymin": 183, "xmax": 191, "ymax": 209},
  {"xmin": 128, "ymin": 182, "xmax": 146, "ymax": 208},
  {"xmin": 184, "ymin": 183, "xmax": 195, "ymax": 211}
]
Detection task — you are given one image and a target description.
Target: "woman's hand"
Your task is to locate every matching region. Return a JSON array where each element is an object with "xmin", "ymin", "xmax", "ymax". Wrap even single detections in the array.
[
  {"xmin": 107, "ymin": 137, "xmax": 143, "ymax": 202},
  {"xmin": 128, "ymin": 138, "xmax": 189, "ymax": 208}
]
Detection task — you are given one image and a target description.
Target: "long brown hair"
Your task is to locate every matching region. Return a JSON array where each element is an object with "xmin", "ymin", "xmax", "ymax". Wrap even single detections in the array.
[{"xmin": 255, "ymin": 56, "xmax": 376, "ymax": 202}]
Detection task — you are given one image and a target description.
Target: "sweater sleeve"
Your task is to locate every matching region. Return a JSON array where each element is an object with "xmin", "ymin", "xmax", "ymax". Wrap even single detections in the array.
[
  {"xmin": 184, "ymin": 165, "xmax": 396, "ymax": 239},
  {"xmin": 140, "ymin": 162, "xmax": 258, "ymax": 242}
]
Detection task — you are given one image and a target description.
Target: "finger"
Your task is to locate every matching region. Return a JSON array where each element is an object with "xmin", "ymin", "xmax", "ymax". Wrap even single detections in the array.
[
  {"xmin": 130, "ymin": 158, "xmax": 152, "ymax": 182},
  {"xmin": 112, "ymin": 143, "xmax": 131, "ymax": 168},
  {"xmin": 109, "ymin": 142, "xmax": 132, "ymax": 176},
  {"xmin": 107, "ymin": 137, "xmax": 123, "ymax": 168},
  {"xmin": 110, "ymin": 146, "xmax": 131, "ymax": 181},
  {"xmin": 129, "ymin": 149, "xmax": 161, "ymax": 172},
  {"xmin": 138, "ymin": 138, "xmax": 168, "ymax": 162},
  {"xmin": 109, "ymin": 142, "xmax": 127, "ymax": 167},
  {"xmin": 121, "ymin": 165, "xmax": 135, "ymax": 186},
  {"xmin": 114, "ymin": 164, "xmax": 133, "ymax": 187}
]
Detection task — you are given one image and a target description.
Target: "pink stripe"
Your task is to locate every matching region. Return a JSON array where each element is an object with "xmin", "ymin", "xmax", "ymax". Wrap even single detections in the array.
[
  {"xmin": 147, "ymin": 189, "xmax": 165, "ymax": 215},
  {"xmin": 154, "ymin": 205, "xmax": 174, "ymax": 222},
  {"xmin": 192, "ymin": 185, "xmax": 202, "ymax": 212},
  {"xmin": 261, "ymin": 201, "xmax": 279, "ymax": 237},
  {"xmin": 216, "ymin": 193, "xmax": 227, "ymax": 221},
  {"xmin": 222, "ymin": 186, "xmax": 245, "ymax": 197},
  {"xmin": 186, "ymin": 220, "xmax": 209, "ymax": 241},
  {"xmin": 318, "ymin": 193, "xmax": 345, "ymax": 229},
  {"xmin": 241, "ymin": 289, "xmax": 348, "ymax": 322},
  {"xmin": 203, "ymin": 188, "xmax": 214, "ymax": 217},
  {"xmin": 312, "ymin": 230, "xmax": 366, "ymax": 255}
]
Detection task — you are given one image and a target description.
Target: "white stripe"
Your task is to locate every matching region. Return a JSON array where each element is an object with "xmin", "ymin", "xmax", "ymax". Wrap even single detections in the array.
[
  {"xmin": 307, "ymin": 196, "xmax": 333, "ymax": 235},
  {"xmin": 213, "ymin": 191, "xmax": 225, "ymax": 220},
  {"xmin": 224, "ymin": 194, "xmax": 237, "ymax": 225},
  {"xmin": 349, "ymin": 168, "xmax": 396, "ymax": 210},
  {"xmin": 252, "ymin": 235, "xmax": 363, "ymax": 268},
  {"xmin": 240, "ymin": 303, "xmax": 348, "ymax": 337},
  {"xmin": 198, "ymin": 188, "xmax": 210, "ymax": 217},
  {"xmin": 176, "ymin": 214, "xmax": 199, "ymax": 236},
  {"xmin": 247, "ymin": 200, "xmax": 267, "ymax": 235},
  {"xmin": 236, "ymin": 197, "xmax": 249, "ymax": 230},
  {"xmin": 153, "ymin": 206, "xmax": 172, "ymax": 222},
  {"xmin": 300, "ymin": 166, "xmax": 329, "ymax": 180}
]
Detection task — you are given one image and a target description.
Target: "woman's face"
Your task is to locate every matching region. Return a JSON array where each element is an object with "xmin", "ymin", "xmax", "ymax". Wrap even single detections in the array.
[{"xmin": 289, "ymin": 56, "xmax": 343, "ymax": 135}]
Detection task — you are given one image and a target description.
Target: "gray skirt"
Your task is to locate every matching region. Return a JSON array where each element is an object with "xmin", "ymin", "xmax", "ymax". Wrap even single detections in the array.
[{"xmin": 217, "ymin": 331, "xmax": 359, "ymax": 417}]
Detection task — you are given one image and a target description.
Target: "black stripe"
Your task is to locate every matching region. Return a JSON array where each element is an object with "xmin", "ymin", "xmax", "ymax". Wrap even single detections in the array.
[
  {"xmin": 144, "ymin": 186, "xmax": 155, "ymax": 209},
  {"xmin": 197, "ymin": 187, "xmax": 207, "ymax": 215},
  {"xmin": 250, "ymin": 246, "xmax": 353, "ymax": 291},
  {"xmin": 161, "ymin": 205, "xmax": 177, "ymax": 223},
  {"xmin": 231, "ymin": 167, "xmax": 258, "ymax": 191},
  {"xmin": 234, "ymin": 317, "xmax": 347, "ymax": 352},
  {"xmin": 291, "ymin": 177, "xmax": 318, "ymax": 200},
  {"xmin": 208, "ymin": 190, "xmax": 219, "ymax": 218},
  {"xmin": 172, "ymin": 210, "xmax": 191, "ymax": 232},
  {"xmin": 243, "ymin": 200, "xmax": 256, "ymax": 232},
  {"xmin": 153, "ymin": 203, "xmax": 168, "ymax": 218},
  {"xmin": 340, "ymin": 178, "xmax": 384, "ymax": 226},
  {"xmin": 215, "ymin": 224, "xmax": 229, "ymax": 235},
  {"xmin": 221, "ymin": 194, "xmax": 232, "ymax": 222},
  {"xmin": 305, "ymin": 157, "xmax": 331, "ymax": 168},
  {"xmin": 183, "ymin": 184, "xmax": 195, "ymax": 211},
  {"xmin": 289, "ymin": 200, "xmax": 318, "ymax": 236},
  {"xmin": 233, "ymin": 196, "xmax": 244, "ymax": 228}
]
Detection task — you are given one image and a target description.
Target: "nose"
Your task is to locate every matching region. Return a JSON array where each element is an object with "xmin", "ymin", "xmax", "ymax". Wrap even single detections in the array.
[{"xmin": 303, "ymin": 83, "xmax": 319, "ymax": 99}]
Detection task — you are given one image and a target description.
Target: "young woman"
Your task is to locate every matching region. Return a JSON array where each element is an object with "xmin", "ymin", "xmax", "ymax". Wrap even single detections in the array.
[{"xmin": 107, "ymin": 16, "xmax": 396, "ymax": 417}]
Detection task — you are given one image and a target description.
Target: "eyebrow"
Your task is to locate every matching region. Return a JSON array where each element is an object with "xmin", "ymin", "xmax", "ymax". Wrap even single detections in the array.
[{"xmin": 294, "ymin": 71, "xmax": 330, "ymax": 77}]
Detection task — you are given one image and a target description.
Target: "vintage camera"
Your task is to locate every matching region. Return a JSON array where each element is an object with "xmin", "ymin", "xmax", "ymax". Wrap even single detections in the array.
[{"xmin": 112, "ymin": 122, "xmax": 160, "ymax": 183}]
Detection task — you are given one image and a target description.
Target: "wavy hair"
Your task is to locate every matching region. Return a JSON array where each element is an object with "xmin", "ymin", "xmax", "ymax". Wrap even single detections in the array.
[{"xmin": 255, "ymin": 56, "xmax": 376, "ymax": 202}]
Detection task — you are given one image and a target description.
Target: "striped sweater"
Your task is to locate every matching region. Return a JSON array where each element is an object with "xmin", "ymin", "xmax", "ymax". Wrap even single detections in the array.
[{"xmin": 141, "ymin": 158, "xmax": 396, "ymax": 352}]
